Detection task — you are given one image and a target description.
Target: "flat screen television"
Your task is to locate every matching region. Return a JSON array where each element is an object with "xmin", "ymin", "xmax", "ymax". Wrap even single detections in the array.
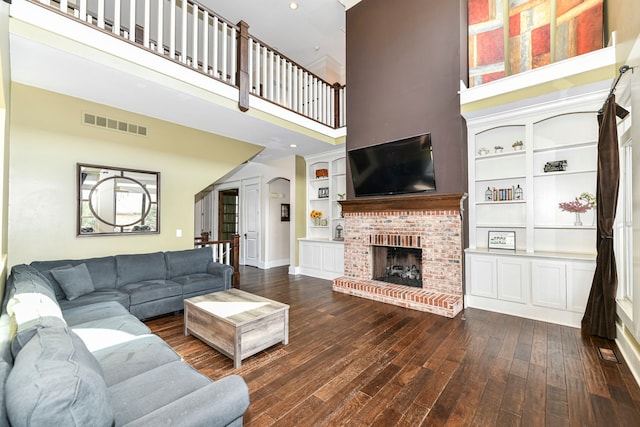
[{"xmin": 348, "ymin": 133, "xmax": 436, "ymax": 197}]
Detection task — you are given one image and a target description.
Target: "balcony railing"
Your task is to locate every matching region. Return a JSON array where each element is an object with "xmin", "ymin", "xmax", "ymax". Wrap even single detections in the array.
[{"xmin": 29, "ymin": 0, "xmax": 346, "ymax": 128}]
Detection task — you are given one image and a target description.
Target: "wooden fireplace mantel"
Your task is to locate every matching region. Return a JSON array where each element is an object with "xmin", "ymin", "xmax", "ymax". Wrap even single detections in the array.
[{"xmin": 339, "ymin": 192, "xmax": 466, "ymax": 213}]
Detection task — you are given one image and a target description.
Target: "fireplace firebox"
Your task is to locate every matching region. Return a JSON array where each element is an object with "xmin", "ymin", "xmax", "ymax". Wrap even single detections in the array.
[{"xmin": 372, "ymin": 246, "xmax": 422, "ymax": 288}]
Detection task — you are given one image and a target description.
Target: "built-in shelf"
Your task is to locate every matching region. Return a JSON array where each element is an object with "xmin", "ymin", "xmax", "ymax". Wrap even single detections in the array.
[
  {"xmin": 298, "ymin": 149, "xmax": 346, "ymax": 280},
  {"xmin": 476, "ymin": 200, "xmax": 526, "ymax": 205},
  {"xmin": 463, "ymin": 80, "xmax": 608, "ymax": 327},
  {"xmin": 533, "ymin": 140, "xmax": 597, "ymax": 153}
]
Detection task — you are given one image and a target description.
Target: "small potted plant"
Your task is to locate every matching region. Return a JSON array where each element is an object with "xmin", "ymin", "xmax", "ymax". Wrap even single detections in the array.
[
  {"xmin": 559, "ymin": 197, "xmax": 591, "ymax": 226},
  {"xmin": 310, "ymin": 209, "xmax": 323, "ymax": 226},
  {"xmin": 494, "ymin": 145, "xmax": 503, "ymax": 153},
  {"xmin": 512, "ymin": 140, "xmax": 524, "ymax": 150}
]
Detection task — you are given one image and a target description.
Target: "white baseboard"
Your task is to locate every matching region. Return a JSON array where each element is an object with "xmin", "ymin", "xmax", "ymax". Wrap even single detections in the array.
[
  {"xmin": 616, "ymin": 323, "xmax": 640, "ymax": 388},
  {"xmin": 263, "ymin": 259, "xmax": 290, "ymax": 269},
  {"xmin": 465, "ymin": 294, "xmax": 582, "ymax": 328}
]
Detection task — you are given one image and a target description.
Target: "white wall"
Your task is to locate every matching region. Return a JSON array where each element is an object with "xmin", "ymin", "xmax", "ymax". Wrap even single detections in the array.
[{"xmin": 7, "ymin": 85, "xmax": 261, "ymax": 266}]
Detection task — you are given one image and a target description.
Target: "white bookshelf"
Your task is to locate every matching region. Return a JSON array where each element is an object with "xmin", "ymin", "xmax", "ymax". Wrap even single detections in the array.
[
  {"xmin": 463, "ymin": 86, "xmax": 608, "ymax": 327},
  {"xmin": 298, "ymin": 148, "xmax": 346, "ymax": 279}
]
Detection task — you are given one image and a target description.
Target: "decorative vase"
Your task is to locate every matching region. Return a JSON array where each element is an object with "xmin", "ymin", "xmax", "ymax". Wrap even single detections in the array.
[
  {"xmin": 574, "ymin": 212, "xmax": 582, "ymax": 227},
  {"xmin": 313, "ymin": 217, "xmax": 321, "ymax": 226}
]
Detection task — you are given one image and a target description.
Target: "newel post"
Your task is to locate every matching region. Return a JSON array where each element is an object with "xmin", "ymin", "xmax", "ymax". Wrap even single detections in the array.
[
  {"xmin": 232, "ymin": 234, "xmax": 241, "ymax": 288},
  {"xmin": 236, "ymin": 20, "xmax": 250, "ymax": 112},
  {"xmin": 332, "ymin": 83, "xmax": 342, "ymax": 128}
]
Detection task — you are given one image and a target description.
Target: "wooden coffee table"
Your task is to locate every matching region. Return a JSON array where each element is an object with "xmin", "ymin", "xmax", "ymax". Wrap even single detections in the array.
[{"xmin": 184, "ymin": 289, "xmax": 289, "ymax": 368}]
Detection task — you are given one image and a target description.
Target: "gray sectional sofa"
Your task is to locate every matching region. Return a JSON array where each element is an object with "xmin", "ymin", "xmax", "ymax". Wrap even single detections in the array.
[
  {"xmin": 30, "ymin": 246, "xmax": 233, "ymax": 319},
  {"xmin": 0, "ymin": 248, "xmax": 250, "ymax": 426}
]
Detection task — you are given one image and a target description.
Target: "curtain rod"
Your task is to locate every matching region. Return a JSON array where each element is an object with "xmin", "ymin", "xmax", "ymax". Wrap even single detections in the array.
[
  {"xmin": 607, "ymin": 65, "xmax": 633, "ymax": 98},
  {"xmin": 598, "ymin": 65, "xmax": 633, "ymax": 116}
]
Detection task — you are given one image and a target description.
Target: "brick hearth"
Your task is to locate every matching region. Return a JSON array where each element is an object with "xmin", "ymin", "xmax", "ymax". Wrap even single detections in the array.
[{"xmin": 332, "ymin": 193, "xmax": 465, "ymax": 318}]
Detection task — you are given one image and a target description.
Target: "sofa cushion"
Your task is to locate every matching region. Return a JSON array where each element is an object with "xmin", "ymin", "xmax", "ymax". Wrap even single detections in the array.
[
  {"xmin": 119, "ymin": 279, "xmax": 183, "ymax": 305},
  {"xmin": 5, "ymin": 327, "xmax": 113, "ymax": 427},
  {"xmin": 72, "ymin": 314, "xmax": 151, "ymax": 352},
  {"xmin": 92, "ymin": 334, "xmax": 181, "ymax": 386},
  {"xmin": 164, "ymin": 247, "xmax": 212, "ymax": 279},
  {"xmin": 173, "ymin": 273, "xmax": 227, "ymax": 297},
  {"xmin": 31, "ymin": 256, "xmax": 117, "ymax": 298},
  {"xmin": 51, "ymin": 263, "xmax": 96, "ymax": 300},
  {"xmin": 58, "ymin": 289, "xmax": 130, "ymax": 312},
  {"xmin": 116, "ymin": 252, "xmax": 166, "ymax": 286},
  {"xmin": 6, "ymin": 289, "xmax": 67, "ymax": 357},
  {"xmin": 108, "ymin": 360, "xmax": 212, "ymax": 426},
  {"xmin": 62, "ymin": 301, "xmax": 130, "ymax": 326}
]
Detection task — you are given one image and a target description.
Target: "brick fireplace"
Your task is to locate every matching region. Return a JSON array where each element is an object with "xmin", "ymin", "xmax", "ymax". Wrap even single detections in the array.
[{"xmin": 332, "ymin": 193, "xmax": 465, "ymax": 318}]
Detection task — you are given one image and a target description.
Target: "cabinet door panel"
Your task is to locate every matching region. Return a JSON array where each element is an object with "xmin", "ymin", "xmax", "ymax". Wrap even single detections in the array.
[
  {"xmin": 469, "ymin": 256, "xmax": 497, "ymax": 298},
  {"xmin": 300, "ymin": 243, "xmax": 322, "ymax": 270},
  {"xmin": 567, "ymin": 262, "xmax": 596, "ymax": 313},
  {"xmin": 322, "ymin": 246, "xmax": 335, "ymax": 272},
  {"xmin": 497, "ymin": 258, "xmax": 529, "ymax": 303},
  {"xmin": 532, "ymin": 261, "xmax": 566, "ymax": 309}
]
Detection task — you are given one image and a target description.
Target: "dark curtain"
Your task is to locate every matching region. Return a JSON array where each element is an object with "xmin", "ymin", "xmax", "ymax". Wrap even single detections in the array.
[{"xmin": 581, "ymin": 95, "xmax": 620, "ymax": 339}]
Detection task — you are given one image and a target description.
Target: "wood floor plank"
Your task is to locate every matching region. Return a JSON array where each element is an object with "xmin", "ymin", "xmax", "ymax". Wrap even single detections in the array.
[
  {"xmin": 546, "ymin": 384, "xmax": 569, "ymax": 423},
  {"xmin": 500, "ymin": 374, "xmax": 527, "ymax": 415},
  {"xmin": 530, "ymin": 321, "xmax": 547, "ymax": 368},
  {"xmin": 566, "ymin": 375, "xmax": 596, "ymax": 426},
  {"xmin": 468, "ymin": 378, "xmax": 504, "ymax": 426},
  {"xmin": 144, "ymin": 266, "xmax": 640, "ymax": 427},
  {"xmin": 578, "ymin": 340, "xmax": 611, "ymax": 398},
  {"xmin": 520, "ymin": 359, "xmax": 547, "ymax": 427}
]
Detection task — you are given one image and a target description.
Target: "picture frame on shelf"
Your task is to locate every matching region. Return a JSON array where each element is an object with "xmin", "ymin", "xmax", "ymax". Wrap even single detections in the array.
[
  {"xmin": 544, "ymin": 160, "xmax": 567, "ymax": 172},
  {"xmin": 280, "ymin": 204, "xmax": 290, "ymax": 222},
  {"xmin": 318, "ymin": 187, "xmax": 329, "ymax": 198},
  {"xmin": 488, "ymin": 231, "xmax": 516, "ymax": 250}
]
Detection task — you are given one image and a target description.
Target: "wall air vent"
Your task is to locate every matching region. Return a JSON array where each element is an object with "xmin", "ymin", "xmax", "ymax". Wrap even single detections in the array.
[{"xmin": 83, "ymin": 112, "xmax": 148, "ymax": 136}]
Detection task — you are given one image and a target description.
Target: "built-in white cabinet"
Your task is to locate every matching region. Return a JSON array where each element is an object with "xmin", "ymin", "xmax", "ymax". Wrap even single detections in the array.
[
  {"xmin": 466, "ymin": 251, "xmax": 595, "ymax": 327},
  {"xmin": 298, "ymin": 239, "xmax": 344, "ymax": 280},
  {"xmin": 463, "ymin": 83, "xmax": 607, "ymax": 327},
  {"xmin": 297, "ymin": 149, "xmax": 346, "ymax": 279}
]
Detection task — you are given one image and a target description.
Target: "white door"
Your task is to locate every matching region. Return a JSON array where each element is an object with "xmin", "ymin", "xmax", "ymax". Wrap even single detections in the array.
[{"xmin": 242, "ymin": 181, "xmax": 260, "ymax": 267}]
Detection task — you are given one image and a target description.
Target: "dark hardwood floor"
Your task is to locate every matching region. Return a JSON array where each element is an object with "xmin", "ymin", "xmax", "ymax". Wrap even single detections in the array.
[{"xmin": 145, "ymin": 266, "xmax": 640, "ymax": 426}]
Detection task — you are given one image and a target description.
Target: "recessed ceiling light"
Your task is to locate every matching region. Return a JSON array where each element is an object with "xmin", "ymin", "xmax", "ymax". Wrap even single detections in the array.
[
  {"xmin": 289, "ymin": 2, "xmax": 298, "ymax": 10},
  {"xmin": 289, "ymin": 144, "xmax": 298, "ymax": 148}
]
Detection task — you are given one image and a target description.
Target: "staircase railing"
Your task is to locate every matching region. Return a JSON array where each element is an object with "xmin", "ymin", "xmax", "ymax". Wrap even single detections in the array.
[
  {"xmin": 195, "ymin": 234, "xmax": 240, "ymax": 288},
  {"xmin": 28, "ymin": 0, "xmax": 346, "ymax": 128}
]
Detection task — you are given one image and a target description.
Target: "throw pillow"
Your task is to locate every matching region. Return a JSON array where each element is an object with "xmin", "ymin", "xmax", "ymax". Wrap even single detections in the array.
[
  {"xmin": 51, "ymin": 263, "xmax": 95, "ymax": 301},
  {"xmin": 5, "ymin": 327, "xmax": 113, "ymax": 427}
]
